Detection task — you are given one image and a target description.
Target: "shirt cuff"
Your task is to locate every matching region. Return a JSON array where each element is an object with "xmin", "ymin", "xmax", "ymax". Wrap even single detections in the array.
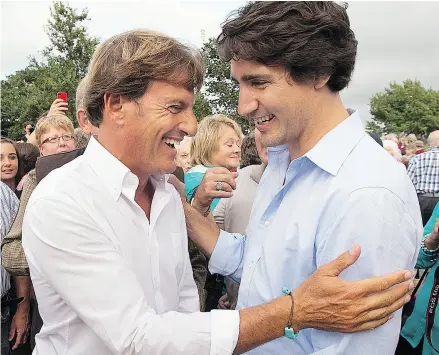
[
  {"xmin": 209, "ymin": 230, "xmax": 235, "ymax": 275},
  {"xmin": 210, "ymin": 310, "xmax": 240, "ymax": 355}
]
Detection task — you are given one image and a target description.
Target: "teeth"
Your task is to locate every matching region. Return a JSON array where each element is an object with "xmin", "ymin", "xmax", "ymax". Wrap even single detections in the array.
[
  {"xmin": 162, "ymin": 137, "xmax": 181, "ymax": 148},
  {"xmin": 256, "ymin": 114, "xmax": 274, "ymax": 125}
]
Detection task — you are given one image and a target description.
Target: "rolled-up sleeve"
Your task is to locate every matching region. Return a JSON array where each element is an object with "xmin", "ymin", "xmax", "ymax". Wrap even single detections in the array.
[
  {"xmin": 209, "ymin": 230, "xmax": 246, "ymax": 282},
  {"xmin": 23, "ymin": 195, "xmax": 239, "ymax": 355}
]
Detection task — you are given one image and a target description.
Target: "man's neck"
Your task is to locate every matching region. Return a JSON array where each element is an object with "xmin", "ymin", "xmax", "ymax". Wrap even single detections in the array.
[
  {"xmin": 288, "ymin": 98, "xmax": 350, "ymax": 161},
  {"xmin": 97, "ymin": 128, "xmax": 151, "ymax": 190}
]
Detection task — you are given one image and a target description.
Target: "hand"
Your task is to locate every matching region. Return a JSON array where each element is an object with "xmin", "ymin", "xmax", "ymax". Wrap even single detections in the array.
[
  {"xmin": 292, "ymin": 244, "xmax": 414, "ymax": 333},
  {"xmin": 9, "ymin": 307, "xmax": 30, "ymax": 350},
  {"xmin": 218, "ymin": 294, "xmax": 231, "ymax": 309},
  {"xmin": 48, "ymin": 98, "xmax": 68, "ymax": 116},
  {"xmin": 425, "ymin": 218, "xmax": 439, "ymax": 250},
  {"xmin": 430, "ymin": 218, "xmax": 439, "ymax": 241},
  {"xmin": 192, "ymin": 167, "xmax": 238, "ymax": 213}
]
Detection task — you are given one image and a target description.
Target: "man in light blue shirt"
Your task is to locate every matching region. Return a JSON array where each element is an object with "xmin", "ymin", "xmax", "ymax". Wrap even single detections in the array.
[{"xmin": 183, "ymin": 1, "xmax": 423, "ymax": 354}]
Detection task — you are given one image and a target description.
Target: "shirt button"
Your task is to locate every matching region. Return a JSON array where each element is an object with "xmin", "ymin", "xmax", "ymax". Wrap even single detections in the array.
[{"xmin": 264, "ymin": 220, "xmax": 270, "ymax": 227}]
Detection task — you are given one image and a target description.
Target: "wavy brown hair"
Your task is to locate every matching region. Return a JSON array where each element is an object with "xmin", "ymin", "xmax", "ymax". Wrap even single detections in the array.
[
  {"xmin": 85, "ymin": 30, "xmax": 205, "ymax": 127},
  {"xmin": 217, "ymin": 1, "xmax": 357, "ymax": 92}
]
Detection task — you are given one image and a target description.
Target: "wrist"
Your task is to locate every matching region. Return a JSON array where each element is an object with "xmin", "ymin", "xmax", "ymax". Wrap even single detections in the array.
[
  {"xmin": 191, "ymin": 196, "xmax": 210, "ymax": 216},
  {"xmin": 290, "ymin": 290, "xmax": 304, "ymax": 332},
  {"xmin": 425, "ymin": 235, "xmax": 439, "ymax": 251},
  {"xmin": 16, "ymin": 301, "xmax": 30, "ymax": 313}
]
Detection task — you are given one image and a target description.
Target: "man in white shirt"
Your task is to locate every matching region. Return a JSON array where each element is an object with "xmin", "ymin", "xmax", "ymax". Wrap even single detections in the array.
[{"xmin": 23, "ymin": 29, "xmax": 415, "ymax": 355}]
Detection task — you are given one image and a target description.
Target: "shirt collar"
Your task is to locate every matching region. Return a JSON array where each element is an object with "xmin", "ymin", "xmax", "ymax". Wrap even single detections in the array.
[
  {"xmin": 83, "ymin": 136, "xmax": 133, "ymax": 201},
  {"xmin": 305, "ymin": 110, "xmax": 365, "ymax": 176},
  {"xmin": 84, "ymin": 137, "xmax": 172, "ymax": 201}
]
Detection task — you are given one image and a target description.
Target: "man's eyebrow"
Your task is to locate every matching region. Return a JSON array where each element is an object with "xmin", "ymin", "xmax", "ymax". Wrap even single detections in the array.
[
  {"xmin": 165, "ymin": 100, "xmax": 188, "ymax": 106},
  {"xmin": 232, "ymin": 74, "xmax": 272, "ymax": 83}
]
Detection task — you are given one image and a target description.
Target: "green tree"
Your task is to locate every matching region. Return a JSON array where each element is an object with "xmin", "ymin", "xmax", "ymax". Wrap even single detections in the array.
[
  {"xmin": 200, "ymin": 38, "xmax": 250, "ymax": 133},
  {"xmin": 192, "ymin": 93, "xmax": 212, "ymax": 121},
  {"xmin": 1, "ymin": 2, "xmax": 99, "ymax": 139},
  {"xmin": 367, "ymin": 80, "xmax": 439, "ymax": 138}
]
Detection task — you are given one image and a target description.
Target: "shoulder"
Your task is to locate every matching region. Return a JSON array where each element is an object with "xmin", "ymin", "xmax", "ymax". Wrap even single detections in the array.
[
  {"xmin": 0, "ymin": 182, "xmax": 18, "ymax": 209},
  {"xmin": 340, "ymin": 136, "xmax": 413, "ymax": 194},
  {"xmin": 29, "ymin": 154, "xmax": 91, "ymax": 206}
]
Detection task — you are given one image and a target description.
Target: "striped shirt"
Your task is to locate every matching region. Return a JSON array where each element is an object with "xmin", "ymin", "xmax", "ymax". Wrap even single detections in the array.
[
  {"xmin": 407, "ymin": 147, "xmax": 439, "ymax": 194},
  {"xmin": 1, "ymin": 182, "xmax": 19, "ymax": 297}
]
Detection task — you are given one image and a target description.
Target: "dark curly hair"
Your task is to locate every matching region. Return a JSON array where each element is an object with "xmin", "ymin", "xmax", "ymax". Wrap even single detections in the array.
[
  {"xmin": 218, "ymin": 1, "xmax": 357, "ymax": 92},
  {"xmin": 240, "ymin": 130, "xmax": 262, "ymax": 168}
]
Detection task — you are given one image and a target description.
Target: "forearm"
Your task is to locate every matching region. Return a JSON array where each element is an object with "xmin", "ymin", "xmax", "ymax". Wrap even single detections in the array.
[
  {"xmin": 183, "ymin": 201, "xmax": 220, "ymax": 258},
  {"xmin": 234, "ymin": 295, "xmax": 298, "ymax": 354},
  {"xmin": 13, "ymin": 275, "xmax": 31, "ymax": 312}
]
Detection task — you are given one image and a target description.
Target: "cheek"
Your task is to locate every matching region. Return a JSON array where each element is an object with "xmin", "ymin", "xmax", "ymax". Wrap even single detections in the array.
[{"xmin": 42, "ymin": 146, "xmax": 56, "ymax": 156}]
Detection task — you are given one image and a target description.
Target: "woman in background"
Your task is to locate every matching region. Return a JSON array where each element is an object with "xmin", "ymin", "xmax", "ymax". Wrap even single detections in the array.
[
  {"xmin": 1, "ymin": 137, "xmax": 23, "ymax": 197},
  {"xmin": 185, "ymin": 114, "xmax": 242, "ymax": 211},
  {"xmin": 185, "ymin": 114, "xmax": 242, "ymax": 312}
]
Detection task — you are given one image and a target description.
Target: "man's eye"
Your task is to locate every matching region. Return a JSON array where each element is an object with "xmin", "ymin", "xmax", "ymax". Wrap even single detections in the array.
[
  {"xmin": 168, "ymin": 105, "xmax": 183, "ymax": 113},
  {"xmin": 251, "ymin": 81, "xmax": 268, "ymax": 88}
]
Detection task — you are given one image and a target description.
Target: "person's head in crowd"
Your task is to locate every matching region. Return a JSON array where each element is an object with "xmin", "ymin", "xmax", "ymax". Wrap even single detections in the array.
[
  {"xmin": 35, "ymin": 114, "xmax": 76, "ymax": 157},
  {"xmin": 415, "ymin": 140, "xmax": 425, "ymax": 154},
  {"xmin": 217, "ymin": 2, "xmax": 357, "ymax": 154},
  {"xmin": 427, "ymin": 130, "xmax": 439, "ymax": 149},
  {"xmin": 399, "ymin": 136, "xmax": 408, "ymax": 146},
  {"xmin": 254, "ymin": 128, "xmax": 268, "ymax": 165},
  {"xmin": 23, "ymin": 121, "xmax": 33, "ymax": 136},
  {"xmin": 1, "ymin": 137, "xmax": 22, "ymax": 191},
  {"xmin": 386, "ymin": 133, "xmax": 399, "ymax": 144},
  {"xmin": 369, "ymin": 132, "xmax": 383, "ymax": 147},
  {"xmin": 405, "ymin": 142, "xmax": 417, "ymax": 157},
  {"xmin": 383, "ymin": 139, "xmax": 401, "ymax": 160},
  {"xmin": 175, "ymin": 136, "xmax": 192, "ymax": 173},
  {"xmin": 76, "ymin": 76, "xmax": 99, "ymax": 137},
  {"xmin": 191, "ymin": 114, "xmax": 243, "ymax": 171},
  {"xmin": 240, "ymin": 130, "xmax": 262, "ymax": 168},
  {"xmin": 15, "ymin": 142, "xmax": 40, "ymax": 175},
  {"xmin": 84, "ymin": 30, "xmax": 203, "ymax": 178},
  {"xmin": 407, "ymin": 133, "xmax": 417, "ymax": 142}
]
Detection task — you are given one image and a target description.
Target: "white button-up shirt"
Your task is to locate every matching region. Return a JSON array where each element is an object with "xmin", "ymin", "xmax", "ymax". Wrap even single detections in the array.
[
  {"xmin": 22, "ymin": 137, "xmax": 239, "ymax": 355},
  {"xmin": 209, "ymin": 112, "xmax": 422, "ymax": 354}
]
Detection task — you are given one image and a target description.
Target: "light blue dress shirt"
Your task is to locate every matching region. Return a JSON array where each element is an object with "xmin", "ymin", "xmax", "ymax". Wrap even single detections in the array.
[{"xmin": 209, "ymin": 111, "xmax": 423, "ymax": 354}]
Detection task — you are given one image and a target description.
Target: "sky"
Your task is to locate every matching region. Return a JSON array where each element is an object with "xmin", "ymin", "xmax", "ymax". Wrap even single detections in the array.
[{"xmin": 1, "ymin": 1, "xmax": 438, "ymax": 123}]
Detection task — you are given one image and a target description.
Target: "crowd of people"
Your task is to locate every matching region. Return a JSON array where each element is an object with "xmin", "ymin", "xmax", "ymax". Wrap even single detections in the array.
[{"xmin": 1, "ymin": 1, "xmax": 438, "ymax": 355}]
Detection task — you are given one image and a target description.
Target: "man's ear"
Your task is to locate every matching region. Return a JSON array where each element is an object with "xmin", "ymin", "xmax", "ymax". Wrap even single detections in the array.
[
  {"xmin": 314, "ymin": 75, "xmax": 330, "ymax": 90},
  {"xmin": 103, "ymin": 93, "xmax": 125, "ymax": 127},
  {"xmin": 76, "ymin": 109, "xmax": 89, "ymax": 133}
]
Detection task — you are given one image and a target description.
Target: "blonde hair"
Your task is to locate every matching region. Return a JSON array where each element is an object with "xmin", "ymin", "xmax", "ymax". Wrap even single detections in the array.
[
  {"xmin": 85, "ymin": 29, "xmax": 204, "ymax": 127},
  {"xmin": 35, "ymin": 114, "xmax": 74, "ymax": 147},
  {"xmin": 191, "ymin": 114, "xmax": 243, "ymax": 166}
]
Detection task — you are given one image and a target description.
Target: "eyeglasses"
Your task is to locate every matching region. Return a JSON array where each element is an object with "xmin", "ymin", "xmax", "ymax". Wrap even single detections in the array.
[{"xmin": 42, "ymin": 134, "xmax": 75, "ymax": 145}]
